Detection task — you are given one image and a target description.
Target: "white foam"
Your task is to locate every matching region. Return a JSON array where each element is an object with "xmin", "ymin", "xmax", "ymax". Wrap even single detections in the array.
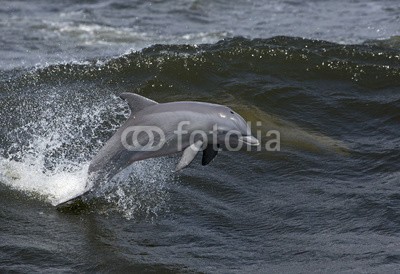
[
  {"xmin": 0, "ymin": 157, "xmax": 90, "ymax": 206},
  {"xmin": 45, "ymin": 21, "xmax": 150, "ymax": 46}
]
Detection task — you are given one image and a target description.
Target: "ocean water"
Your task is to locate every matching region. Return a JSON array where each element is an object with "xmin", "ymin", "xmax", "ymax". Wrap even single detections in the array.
[{"xmin": 0, "ymin": 0, "xmax": 399, "ymax": 272}]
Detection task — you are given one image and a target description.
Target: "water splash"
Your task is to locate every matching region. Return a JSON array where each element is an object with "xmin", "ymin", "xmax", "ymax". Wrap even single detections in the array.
[
  {"xmin": 98, "ymin": 157, "xmax": 175, "ymax": 220},
  {"xmin": 0, "ymin": 86, "xmax": 175, "ymax": 217},
  {"xmin": 0, "ymin": 88, "xmax": 118, "ymax": 205},
  {"xmin": 0, "ymin": 95, "xmax": 115, "ymax": 205}
]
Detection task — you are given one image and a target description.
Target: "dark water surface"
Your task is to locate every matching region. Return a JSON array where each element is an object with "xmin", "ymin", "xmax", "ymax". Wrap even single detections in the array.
[{"xmin": 1, "ymin": 0, "xmax": 400, "ymax": 273}]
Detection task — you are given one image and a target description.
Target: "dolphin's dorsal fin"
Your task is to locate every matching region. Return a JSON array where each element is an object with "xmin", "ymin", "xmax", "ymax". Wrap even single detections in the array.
[{"xmin": 120, "ymin": 92, "xmax": 158, "ymax": 114}]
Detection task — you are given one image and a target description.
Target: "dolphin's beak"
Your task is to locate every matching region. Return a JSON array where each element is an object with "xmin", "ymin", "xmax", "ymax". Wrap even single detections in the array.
[{"xmin": 239, "ymin": 135, "xmax": 260, "ymax": 146}]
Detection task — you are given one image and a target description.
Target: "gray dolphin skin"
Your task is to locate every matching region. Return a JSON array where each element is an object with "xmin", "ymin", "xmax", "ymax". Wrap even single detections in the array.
[{"xmin": 58, "ymin": 93, "xmax": 259, "ymax": 206}]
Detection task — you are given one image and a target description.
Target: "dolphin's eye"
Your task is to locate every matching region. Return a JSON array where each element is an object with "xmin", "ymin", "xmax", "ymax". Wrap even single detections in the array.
[{"xmin": 230, "ymin": 111, "xmax": 234, "ymax": 114}]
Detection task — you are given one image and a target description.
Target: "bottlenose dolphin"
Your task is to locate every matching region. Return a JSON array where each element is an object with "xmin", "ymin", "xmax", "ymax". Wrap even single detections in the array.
[
  {"xmin": 89, "ymin": 93, "xmax": 259, "ymax": 178},
  {"xmin": 57, "ymin": 93, "xmax": 259, "ymax": 206}
]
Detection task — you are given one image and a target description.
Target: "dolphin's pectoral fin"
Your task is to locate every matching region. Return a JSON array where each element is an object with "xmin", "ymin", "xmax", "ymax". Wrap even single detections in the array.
[
  {"xmin": 120, "ymin": 92, "xmax": 158, "ymax": 115},
  {"xmin": 202, "ymin": 144, "xmax": 219, "ymax": 166},
  {"xmin": 175, "ymin": 141, "xmax": 203, "ymax": 171}
]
